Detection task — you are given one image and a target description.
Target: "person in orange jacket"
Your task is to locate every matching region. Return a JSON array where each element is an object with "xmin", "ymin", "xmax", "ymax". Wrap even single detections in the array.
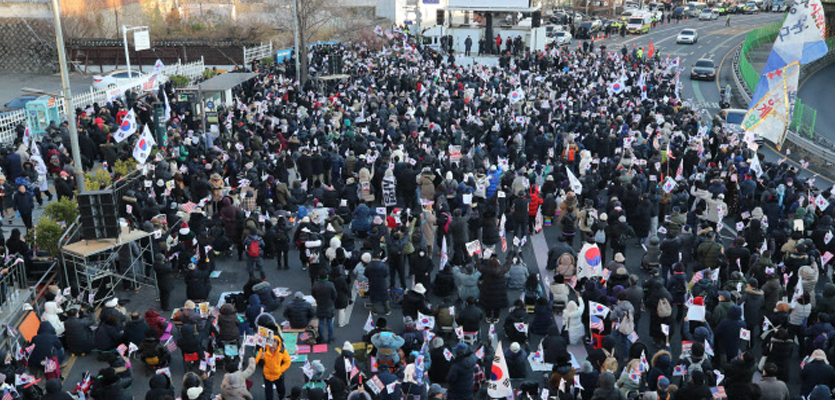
[
  {"xmin": 256, "ymin": 332, "xmax": 291, "ymax": 400},
  {"xmin": 528, "ymin": 185, "xmax": 544, "ymax": 235}
]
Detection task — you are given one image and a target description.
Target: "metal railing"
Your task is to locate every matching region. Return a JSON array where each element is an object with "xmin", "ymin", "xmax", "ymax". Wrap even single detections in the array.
[
  {"xmin": 243, "ymin": 42, "xmax": 273, "ymax": 66},
  {"xmin": 0, "ymin": 257, "xmax": 28, "ymax": 315}
]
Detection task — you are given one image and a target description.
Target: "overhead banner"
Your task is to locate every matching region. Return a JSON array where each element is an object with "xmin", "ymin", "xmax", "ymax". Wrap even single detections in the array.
[{"xmin": 134, "ymin": 30, "xmax": 150, "ymax": 51}]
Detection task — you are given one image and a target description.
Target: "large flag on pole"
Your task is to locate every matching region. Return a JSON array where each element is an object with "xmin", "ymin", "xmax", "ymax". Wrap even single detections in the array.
[
  {"xmin": 487, "ymin": 342, "xmax": 513, "ymax": 398},
  {"xmin": 745, "ymin": 0, "xmax": 827, "ymax": 149},
  {"xmin": 132, "ymin": 125, "xmax": 156, "ymax": 164},
  {"xmin": 750, "ymin": 0, "xmax": 827, "ymax": 109},
  {"xmin": 163, "ymin": 91, "xmax": 172, "ymax": 122},
  {"xmin": 741, "ymin": 62, "xmax": 800, "ymax": 149}
]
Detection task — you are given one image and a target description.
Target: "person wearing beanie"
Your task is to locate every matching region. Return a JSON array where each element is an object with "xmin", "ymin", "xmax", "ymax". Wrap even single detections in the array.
[
  {"xmin": 333, "ymin": 341, "xmax": 359, "ymax": 387},
  {"xmin": 90, "ymin": 367, "xmax": 129, "ymax": 400},
  {"xmin": 302, "ymin": 360, "xmax": 328, "ymax": 396},
  {"xmin": 256, "ymin": 328, "xmax": 291, "ymax": 400},
  {"xmin": 446, "ymin": 343, "xmax": 476, "ymax": 400},
  {"xmin": 283, "ymin": 292, "xmax": 314, "ymax": 330},
  {"xmin": 311, "ymin": 269, "xmax": 337, "ymax": 344},
  {"xmin": 505, "ymin": 342, "xmax": 528, "ymax": 379},
  {"xmin": 221, "ymin": 357, "xmax": 257, "ymax": 400}
]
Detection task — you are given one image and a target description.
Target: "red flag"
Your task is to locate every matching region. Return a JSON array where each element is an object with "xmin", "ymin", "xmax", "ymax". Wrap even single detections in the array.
[{"xmin": 648, "ymin": 41, "xmax": 655, "ymax": 58}]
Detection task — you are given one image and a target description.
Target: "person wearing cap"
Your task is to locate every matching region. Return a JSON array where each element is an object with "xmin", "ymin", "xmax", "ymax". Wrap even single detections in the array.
[
  {"xmin": 709, "ymin": 290, "xmax": 734, "ymax": 327},
  {"xmin": 256, "ymin": 328, "xmax": 291, "ymax": 400},
  {"xmin": 54, "ymin": 170, "xmax": 75, "ymax": 200},
  {"xmin": 505, "ymin": 342, "xmax": 528, "ymax": 379}
]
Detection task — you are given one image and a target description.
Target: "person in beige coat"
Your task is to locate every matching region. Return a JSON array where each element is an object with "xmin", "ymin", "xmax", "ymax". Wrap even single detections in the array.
[
  {"xmin": 417, "ymin": 168, "xmax": 436, "ymax": 201},
  {"xmin": 421, "ymin": 209, "xmax": 436, "ymax": 255},
  {"xmin": 221, "ymin": 357, "xmax": 256, "ymax": 400}
]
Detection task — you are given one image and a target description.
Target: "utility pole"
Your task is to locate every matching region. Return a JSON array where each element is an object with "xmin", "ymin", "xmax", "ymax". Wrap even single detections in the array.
[
  {"xmin": 291, "ymin": 0, "xmax": 301, "ymax": 84},
  {"xmin": 49, "ymin": 0, "xmax": 85, "ymax": 192}
]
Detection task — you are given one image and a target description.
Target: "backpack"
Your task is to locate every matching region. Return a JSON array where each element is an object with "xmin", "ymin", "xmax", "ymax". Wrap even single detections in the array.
[
  {"xmin": 618, "ymin": 311, "xmax": 634, "ymax": 335},
  {"xmin": 299, "ymin": 325, "xmax": 319, "ymax": 345},
  {"xmin": 411, "ymin": 224, "xmax": 423, "ymax": 246},
  {"xmin": 594, "ymin": 229, "xmax": 606, "ymax": 243},
  {"xmin": 276, "ymin": 227, "xmax": 289, "ymax": 245},
  {"xmin": 49, "ymin": 153, "xmax": 60, "ymax": 167},
  {"xmin": 247, "ymin": 238, "xmax": 262, "ymax": 258},
  {"xmin": 683, "ymin": 356, "xmax": 707, "ymax": 386},
  {"xmin": 670, "ymin": 277, "xmax": 687, "ymax": 296},
  {"xmin": 657, "ymin": 297, "xmax": 672, "ymax": 318}
]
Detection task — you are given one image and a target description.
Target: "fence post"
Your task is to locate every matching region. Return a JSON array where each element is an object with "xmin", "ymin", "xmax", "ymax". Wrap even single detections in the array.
[{"xmin": 795, "ymin": 100, "xmax": 803, "ymax": 133}]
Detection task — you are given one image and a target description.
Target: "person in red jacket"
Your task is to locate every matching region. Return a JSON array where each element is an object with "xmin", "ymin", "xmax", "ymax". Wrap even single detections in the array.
[{"xmin": 528, "ymin": 185, "xmax": 543, "ymax": 235}]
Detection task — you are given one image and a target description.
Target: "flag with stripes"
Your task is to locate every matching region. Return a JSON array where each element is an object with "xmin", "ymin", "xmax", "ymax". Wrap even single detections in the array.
[
  {"xmin": 590, "ymin": 315, "xmax": 604, "ymax": 332},
  {"xmin": 711, "ymin": 386, "xmax": 727, "ymax": 399},
  {"xmin": 181, "ymin": 201, "xmax": 197, "ymax": 213},
  {"xmin": 165, "ymin": 338, "xmax": 178, "ymax": 353},
  {"xmin": 691, "ymin": 270, "xmax": 704, "ymax": 284},
  {"xmin": 3, "ymin": 388, "xmax": 13, "ymax": 400}
]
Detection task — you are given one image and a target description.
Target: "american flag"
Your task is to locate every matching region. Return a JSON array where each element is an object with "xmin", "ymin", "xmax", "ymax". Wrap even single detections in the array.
[
  {"xmin": 181, "ymin": 201, "xmax": 197, "ymax": 213},
  {"xmin": 590, "ymin": 316, "xmax": 604, "ymax": 331},
  {"xmin": 3, "ymin": 388, "xmax": 13, "ymax": 400},
  {"xmin": 165, "ymin": 339, "xmax": 178, "ymax": 353},
  {"xmin": 691, "ymin": 270, "xmax": 704, "ymax": 284},
  {"xmin": 711, "ymin": 386, "xmax": 727, "ymax": 399}
]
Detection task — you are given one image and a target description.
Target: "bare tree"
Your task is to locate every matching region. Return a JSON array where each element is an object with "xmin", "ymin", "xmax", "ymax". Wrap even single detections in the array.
[{"xmin": 271, "ymin": 0, "xmax": 341, "ymax": 84}]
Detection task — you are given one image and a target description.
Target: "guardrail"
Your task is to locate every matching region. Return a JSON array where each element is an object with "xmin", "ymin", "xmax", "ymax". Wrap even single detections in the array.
[
  {"xmin": 0, "ymin": 58, "xmax": 206, "ymax": 145},
  {"xmin": 244, "ymin": 42, "xmax": 273, "ymax": 66}
]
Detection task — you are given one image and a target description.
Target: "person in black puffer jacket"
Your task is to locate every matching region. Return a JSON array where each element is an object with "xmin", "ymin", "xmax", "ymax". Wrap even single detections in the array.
[
  {"xmin": 90, "ymin": 367, "xmax": 130, "ymax": 400},
  {"xmin": 283, "ymin": 292, "xmax": 315, "ymax": 329},
  {"xmin": 216, "ymin": 304, "xmax": 241, "ymax": 342},
  {"xmin": 446, "ymin": 343, "xmax": 477, "ymax": 400},
  {"xmin": 432, "ymin": 264, "xmax": 456, "ymax": 299},
  {"xmin": 43, "ymin": 378, "xmax": 74, "ymax": 400},
  {"xmin": 30, "ymin": 322, "xmax": 64, "ymax": 368},
  {"xmin": 252, "ymin": 281, "xmax": 282, "ymax": 312},
  {"xmin": 64, "ymin": 308, "xmax": 95, "ymax": 355},
  {"xmin": 185, "ymin": 263, "xmax": 211, "ymax": 301},
  {"xmin": 146, "ymin": 373, "xmax": 175, "ymax": 400}
]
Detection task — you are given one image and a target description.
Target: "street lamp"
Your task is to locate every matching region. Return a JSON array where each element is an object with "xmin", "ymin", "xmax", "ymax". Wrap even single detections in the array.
[{"xmin": 47, "ymin": 0, "xmax": 86, "ymax": 192}]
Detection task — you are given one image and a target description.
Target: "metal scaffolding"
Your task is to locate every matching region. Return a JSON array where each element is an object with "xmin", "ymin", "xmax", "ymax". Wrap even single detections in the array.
[{"xmin": 61, "ymin": 226, "xmax": 158, "ymax": 308}]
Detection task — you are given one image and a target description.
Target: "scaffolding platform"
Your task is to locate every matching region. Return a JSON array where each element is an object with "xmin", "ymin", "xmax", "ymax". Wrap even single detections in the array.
[{"xmin": 62, "ymin": 226, "xmax": 158, "ymax": 309}]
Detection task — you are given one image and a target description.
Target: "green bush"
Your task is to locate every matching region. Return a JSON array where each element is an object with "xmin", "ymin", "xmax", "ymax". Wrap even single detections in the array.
[
  {"xmin": 169, "ymin": 74, "xmax": 191, "ymax": 88},
  {"xmin": 35, "ymin": 216, "xmax": 64, "ymax": 258},
  {"xmin": 260, "ymin": 57, "xmax": 274, "ymax": 66},
  {"xmin": 113, "ymin": 159, "xmax": 138, "ymax": 178},
  {"xmin": 44, "ymin": 198, "xmax": 79, "ymax": 224},
  {"xmin": 84, "ymin": 169, "xmax": 113, "ymax": 191},
  {"xmin": 202, "ymin": 69, "xmax": 218, "ymax": 80}
]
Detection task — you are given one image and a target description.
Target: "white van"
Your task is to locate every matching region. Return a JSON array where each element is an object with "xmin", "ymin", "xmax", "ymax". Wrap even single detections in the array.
[
  {"xmin": 627, "ymin": 11, "xmax": 652, "ymax": 34},
  {"xmin": 686, "ymin": 2, "xmax": 708, "ymax": 16}
]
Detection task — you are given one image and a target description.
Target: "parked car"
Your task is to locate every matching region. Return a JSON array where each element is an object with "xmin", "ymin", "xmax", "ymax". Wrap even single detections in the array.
[
  {"xmin": 673, "ymin": 7, "xmax": 686, "ymax": 17},
  {"xmin": 677, "ymin": 29, "xmax": 699, "ymax": 44},
  {"xmin": 699, "ymin": 9, "xmax": 719, "ymax": 19},
  {"xmin": 690, "ymin": 59, "xmax": 716, "ymax": 80},
  {"xmin": 93, "ymin": 69, "xmax": 147, "ymax": 90},
  {"xmin": 744, "ymin": 2, "xmax": 759, "ymax": 13},
  {"xmin": 552, "ymin": 31, "xmax": 573, "ymax": 46}
]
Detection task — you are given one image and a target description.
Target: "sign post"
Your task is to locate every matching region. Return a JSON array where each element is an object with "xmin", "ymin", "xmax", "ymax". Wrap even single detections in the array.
[{"xmin": 122, "ymin": 26, "xmax": 150, "ymax": 79}]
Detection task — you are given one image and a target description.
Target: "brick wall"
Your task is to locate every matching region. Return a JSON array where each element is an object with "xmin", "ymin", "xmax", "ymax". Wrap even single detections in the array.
[{"xmin": 0, "ymin": 18, "xmax": 59, "ymax": 74}]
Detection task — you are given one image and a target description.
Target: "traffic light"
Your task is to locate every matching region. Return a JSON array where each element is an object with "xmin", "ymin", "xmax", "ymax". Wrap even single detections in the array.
[
  {"xmin": 532, "ymin": 10, "xmax": 542, "ymax": 27},
  {"xmin": 437, "ymin": 9, "xmax": 445, "ymax": 25}
]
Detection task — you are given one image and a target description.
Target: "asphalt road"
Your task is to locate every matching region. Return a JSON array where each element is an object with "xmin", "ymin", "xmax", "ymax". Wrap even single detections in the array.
[{"xmin": 798, "ymin": 61, "xmax": 835, "ymax": 144}]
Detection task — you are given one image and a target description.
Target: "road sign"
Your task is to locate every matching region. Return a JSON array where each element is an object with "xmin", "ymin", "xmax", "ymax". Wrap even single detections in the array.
[{"xmin": 206, "ymin": 101, "xmax": 215, "ymax": 110}]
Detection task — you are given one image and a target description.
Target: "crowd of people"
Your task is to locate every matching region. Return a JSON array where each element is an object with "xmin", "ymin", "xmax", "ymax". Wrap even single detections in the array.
[{"xmin": 1, "ymin": 20, "xmax": 835, "ymax": 400}]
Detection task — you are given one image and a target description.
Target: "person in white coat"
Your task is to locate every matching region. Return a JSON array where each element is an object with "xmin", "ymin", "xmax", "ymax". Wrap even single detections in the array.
[
  {"xmin": 42, "ymin": 295, "xmax": 65, "ymax": 336},
  {"xmin": 563, "ymin": 297, "xmax": 586, "ymax": 345}
]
